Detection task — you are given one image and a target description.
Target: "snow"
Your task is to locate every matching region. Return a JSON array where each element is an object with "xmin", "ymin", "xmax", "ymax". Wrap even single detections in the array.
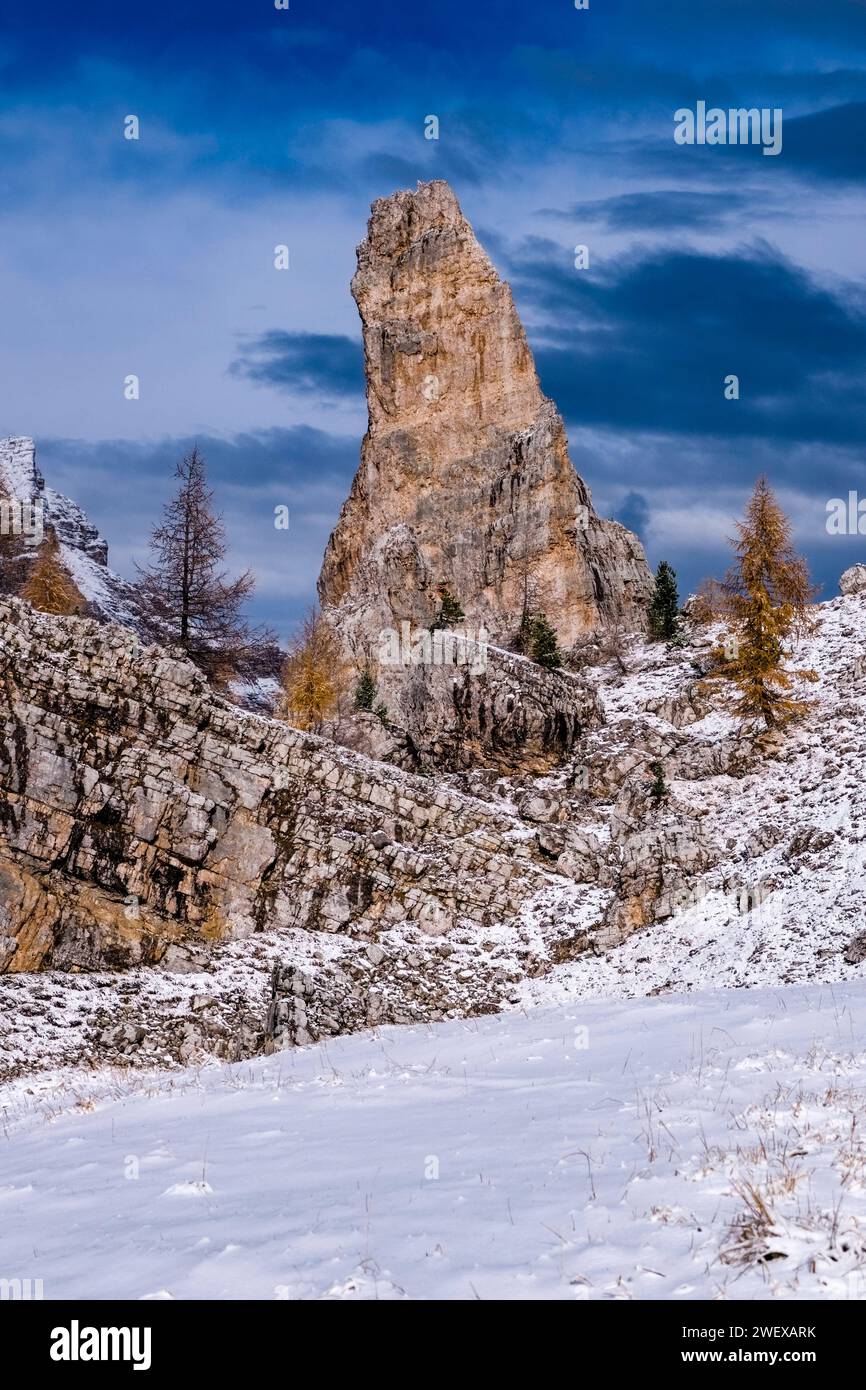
[
  {"xmin": 57, "ymin": 537, "xmax": 141, "ymax": 628},
  {"xmin": 228, "ymin": 673, "xmax": 282, "ymax": 715},
  {"xmin": 2, "ymin": 981, "xmax": 866, "ymax": 1300},
  {"xmin": 4, "ymin": 587, "xmax": 866, "ymax": 1087},
  {"xmin": 0, "ymin": 437, "xmax": 42, "ymax": 498},
  {"xmin": 517, "ymin": 591, "xmax": 866, "ymax": 1005}
]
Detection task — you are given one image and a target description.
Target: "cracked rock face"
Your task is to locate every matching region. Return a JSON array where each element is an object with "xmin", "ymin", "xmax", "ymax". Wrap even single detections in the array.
[
  {"xmin": 327, "ymin": 646, "xmax": 603, "ymax": 775},
  {"xmin": 319, "ymin": 180, "xmax": 652, "ymax": 657},
  {"xmin": 3, "ymin": 584, "xmax": 866, "ymax": 1075}
]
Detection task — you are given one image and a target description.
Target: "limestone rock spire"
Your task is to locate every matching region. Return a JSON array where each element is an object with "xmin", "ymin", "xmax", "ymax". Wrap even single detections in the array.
[{"xmin": 318, "ymin": 180, "xmax": 652, "ymax": 652}]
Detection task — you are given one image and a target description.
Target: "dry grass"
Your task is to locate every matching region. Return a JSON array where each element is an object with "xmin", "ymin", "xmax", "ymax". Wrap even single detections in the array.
[{"xmin": 718, "ymin": 1081, "xmax": 866, "ymax": 1283}]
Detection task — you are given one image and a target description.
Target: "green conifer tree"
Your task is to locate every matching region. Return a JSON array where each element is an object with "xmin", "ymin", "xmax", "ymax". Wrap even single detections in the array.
[
  {"xmin": 530, "ymin": 613, "xmax": 562, "ymax": 670},
  {"xmin": 649, "ymin": 560, "xmax": 680, "ymax": 640},
  {"xmin": 648, "ymin": 760, "xmax": 668, "ymax": 804},
  {"xmin": 431, "ymin": 586, "xmax": 465, "ymax": 630},
  {"xmin": 354, "ymin": 668, "xmax": 376, "ymax": 712}
]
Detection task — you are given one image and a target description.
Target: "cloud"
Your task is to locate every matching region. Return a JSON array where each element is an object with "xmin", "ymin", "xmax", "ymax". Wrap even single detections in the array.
[
  {"xmin": 563, "ymin": 423, "xmax": 863, "ymax": 604},
  {"xmin": 229, "ymin": 332, "xmax": 365, "ymax": 400},
  {"xmin": 508, "ymin": 236, "xmax": 866, "ymax": 446},
  {"xmin": 7, "ymin": 0, "xmax": 866, "ymax": 638},
  {"xmin": 544, "ymin": 189, "xmax": 751, "ymax": 232},
  {"xmin": 617, "ymin": 96, "xmax": 866, "ymax": 192},
  {"xmin": 614, "ymin": 491, "xmax": 651, "ymax": 540},
  {"xmin": 361, "ymin": 142, "xmax": 486, "ymax": 191},
  {"xmin": 781, "ymin": 101, "xmax": 866, "ymax": 183}
]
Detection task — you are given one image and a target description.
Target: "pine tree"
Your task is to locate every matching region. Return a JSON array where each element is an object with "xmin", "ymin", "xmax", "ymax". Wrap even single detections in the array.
[
  {"xmin": 281, "ymin": 610, "xmax": 340, "ymax": 732},
  {"xmin": 354, "ymin": 668, "xmax": 376, "ymax": 712},
  {"xmin": 135, "ymin": 446, "xmax": 261, "ymax": 685},
  {"xmin": 648, "ymin": 760, "xmax": 668, "ymax": 805},
  {"xmin": 649, "ymin": 560, "xmax": 680, "ymax": 640},
  {"xmin": 431, "ymin": 586, "xmax": 465, "ymax": 630},
  {"xmin": 717, "ymin": 476, "xmax": 818, "ymax": 731},
  {"xmin": 21, "ymin": 530, "xmax": 84, "ymax": 616},
  {"xmin": 529, "ymin": 612, "xmax": 562, "ymax": 670}
]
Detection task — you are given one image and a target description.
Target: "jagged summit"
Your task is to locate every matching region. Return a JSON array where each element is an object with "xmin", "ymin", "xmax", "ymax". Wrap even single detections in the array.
[
  {"xmin": 0, "ymin": 435, "xmax": 141, "ymax": 627},
  {"xmin": 319, "ymin": 180, "xmax": 652, "ymax": 652}
]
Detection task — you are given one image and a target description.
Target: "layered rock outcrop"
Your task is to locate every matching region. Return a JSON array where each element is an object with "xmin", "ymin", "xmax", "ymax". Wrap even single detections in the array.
[
  {"xmin": 333, "ymin": 646, "xmax": 602, "ymax": 774},
  {"xmin": 3, "ymin": 580, "xmax": 866, "ymax": 1076},
  {"xmin": 840, "ymin": 564, "xmax": 866, "ymax": 596},
  {"xmin": 0, "ymin": 598, "xmax": 582, "ymax": 974}
]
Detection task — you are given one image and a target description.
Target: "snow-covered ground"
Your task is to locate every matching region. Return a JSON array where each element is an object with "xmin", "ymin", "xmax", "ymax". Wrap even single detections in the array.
[
  {"xmin": 516, "ymin": 590, "xmax": 866, "ymax": 1004},
  {"xmin": 2, "ymin": 981, "xmax": 866, "ymax": 1301}
]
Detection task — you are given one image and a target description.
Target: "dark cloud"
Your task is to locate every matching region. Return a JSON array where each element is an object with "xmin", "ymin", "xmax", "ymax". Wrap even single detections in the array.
[
  {"xmin": 781, "ymin": 101, "xmax": 866, "ymax": 183},
  {"xmin": 614, "ymin": 491, "xmax": 651, "ymax": 540},
  {"xmin": 560, "ymin": 423, "xmax": 866, "ymax": 604},
  {"xmin": 229, "ymin": 333, "xmax": 365, "ymax": 400},
  {"xmin": 361, "ymin": 144, "xmax": 485, "ymax": 192},
  {"xmin": 5, "ymin": 0, "xmax": 866, "ymax": 204},
  {"xmin": 544, "ymin": 189, "xmax": 750, "ymax": 232},
  {"xmin": 508, "ymin": 238, "xmax": 866, "ymax": 447},
  {"xmin": 40, "ymin": 426, "xmax": 359, "ymax": 488},
  {"xmin": 620, "ymin": 95, "xmax": 866, "ymax": 192},
  {"xmin": 8, "ymin": 0, "xmax": 866, "ymax": 635}
]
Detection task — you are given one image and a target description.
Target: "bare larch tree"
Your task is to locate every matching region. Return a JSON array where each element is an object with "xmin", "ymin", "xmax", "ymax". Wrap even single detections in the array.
[{"xmin": 136, "ymin": 446, "xmax": 272, "ymax": 686}]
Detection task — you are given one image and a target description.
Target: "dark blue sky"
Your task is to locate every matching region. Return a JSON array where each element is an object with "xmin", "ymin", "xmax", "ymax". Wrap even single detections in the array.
[{"xmin": 2, "ymin": 0, "xmax": 866, "ymax": 634}]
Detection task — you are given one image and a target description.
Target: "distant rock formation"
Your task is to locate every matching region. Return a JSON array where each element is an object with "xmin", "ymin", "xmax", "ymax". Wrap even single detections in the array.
[
  {"xmin": 0, "ymin": 436, "xmax": 141, "ymax": 626},
  {"xmin": 319, "ymin": 181, "xmax": 651, "ymax": 652}
]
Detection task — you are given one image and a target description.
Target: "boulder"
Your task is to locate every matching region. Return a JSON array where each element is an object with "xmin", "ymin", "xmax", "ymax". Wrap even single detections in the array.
[{"xmin": 840, "ymin": 564, "xmax": 866, "ymax": 596}]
